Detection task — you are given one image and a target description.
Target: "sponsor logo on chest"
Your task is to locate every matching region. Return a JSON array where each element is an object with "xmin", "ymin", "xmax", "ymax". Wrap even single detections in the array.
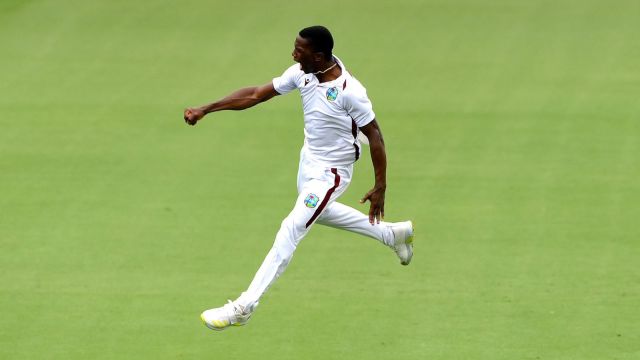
[{"xmin": 326, "ymin": 87, "xmax": 338, "ymax": 101}]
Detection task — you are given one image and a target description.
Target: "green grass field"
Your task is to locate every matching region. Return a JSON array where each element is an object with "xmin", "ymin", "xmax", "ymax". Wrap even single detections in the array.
[{"xmin": 1, "ymin": 0, "xmax": 639, "ymax": 358}]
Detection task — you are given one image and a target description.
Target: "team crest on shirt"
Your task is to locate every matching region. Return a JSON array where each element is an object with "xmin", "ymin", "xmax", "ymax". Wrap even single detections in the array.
[
  {"xmin": 304, "ymin": 193, "xmax": 320, "ymax": 208},
  {"xmin": 326, "ymin": 87, "xmax": 338, "ymax": 101}
]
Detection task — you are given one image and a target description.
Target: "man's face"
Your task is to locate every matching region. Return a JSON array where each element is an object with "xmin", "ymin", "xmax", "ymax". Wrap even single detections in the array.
[{"xmin": 292, "ymin": 36, "xmax": 318, "ymax": 74}]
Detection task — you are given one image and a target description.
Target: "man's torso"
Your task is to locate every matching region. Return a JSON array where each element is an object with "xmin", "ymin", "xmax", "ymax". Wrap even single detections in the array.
[{"xmin": 273, "ymin": 56, "xmax": 375, "ymax": 167}]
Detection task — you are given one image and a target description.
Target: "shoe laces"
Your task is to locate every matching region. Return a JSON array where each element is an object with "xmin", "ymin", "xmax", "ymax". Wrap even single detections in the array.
[{"xmin": 224, "ymin": 300, "xmax": 247, "ymax": 316}]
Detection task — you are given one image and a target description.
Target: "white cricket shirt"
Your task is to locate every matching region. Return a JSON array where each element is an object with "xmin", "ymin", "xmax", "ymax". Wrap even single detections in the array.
[{"xmin": 272, "ymin": 56, "xmax": 375, "ymax": 167}]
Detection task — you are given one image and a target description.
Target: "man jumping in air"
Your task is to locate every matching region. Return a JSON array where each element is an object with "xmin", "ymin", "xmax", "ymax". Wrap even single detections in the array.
[{"xmin": 184, "ymin": 25, "xmax": 414, "ymax": 331}]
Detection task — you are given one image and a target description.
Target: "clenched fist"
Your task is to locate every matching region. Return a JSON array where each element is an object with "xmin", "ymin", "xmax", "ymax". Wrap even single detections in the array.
[{"xmin": 184, "ymin": 107, "xmax": 205, "ymax": 125}]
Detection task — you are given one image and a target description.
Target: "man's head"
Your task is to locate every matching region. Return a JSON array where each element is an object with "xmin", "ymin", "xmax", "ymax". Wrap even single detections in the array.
[{"xmin": 292, "ymin": 25, "xmax": 334, "ymax": 73}]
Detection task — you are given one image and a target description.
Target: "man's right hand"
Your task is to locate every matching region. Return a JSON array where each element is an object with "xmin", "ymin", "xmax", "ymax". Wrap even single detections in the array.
[{"xmin": 184, "ymin": 107, "xmax": 205, "ymax": 125}]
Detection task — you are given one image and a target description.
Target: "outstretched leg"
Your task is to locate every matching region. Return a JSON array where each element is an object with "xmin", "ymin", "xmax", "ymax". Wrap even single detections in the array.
[
  {"xmin": 317, "ymin": 201, "xmax": 395, "ymax": 246},
  {"xmin": 201, "ymin": 167, "xmax": 350, "ymax": 331},
  {"xmin": 317, "ymin": 201, "xmax": 414, "ymax": 265}
]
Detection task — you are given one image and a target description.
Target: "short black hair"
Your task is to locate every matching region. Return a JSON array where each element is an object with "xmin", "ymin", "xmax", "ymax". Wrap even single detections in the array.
[{"xmin": 299, "ymin": 26, "xmax": 334, "ymax": 61}]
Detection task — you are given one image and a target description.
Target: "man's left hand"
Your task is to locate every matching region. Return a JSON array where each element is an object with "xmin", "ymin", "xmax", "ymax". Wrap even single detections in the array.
[{"xmin": 360, "ymin": 186, "xmax": 385, "ymax": 224}]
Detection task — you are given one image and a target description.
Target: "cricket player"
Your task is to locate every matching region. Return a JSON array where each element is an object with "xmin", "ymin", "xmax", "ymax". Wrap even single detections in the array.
[{"xmin": 184, "ymin": 26, "xmax": 414, "ymax": 331}]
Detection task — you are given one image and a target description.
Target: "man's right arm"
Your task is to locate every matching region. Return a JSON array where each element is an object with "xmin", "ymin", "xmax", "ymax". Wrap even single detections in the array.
[{"xmin": 184, "ymin": 82, "xmax": 279, "ymax": 125}]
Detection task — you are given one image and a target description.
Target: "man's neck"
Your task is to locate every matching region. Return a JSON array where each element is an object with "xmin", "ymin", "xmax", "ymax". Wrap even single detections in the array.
[{"xmin": 316, "ymin": 60, "xmax": 342, "ymax": 83}]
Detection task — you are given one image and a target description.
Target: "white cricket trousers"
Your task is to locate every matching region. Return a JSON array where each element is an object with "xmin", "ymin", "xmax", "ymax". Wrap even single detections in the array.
[{"xmin": 236, "ymin": 148, "xmax": 395, "ymax": 310}]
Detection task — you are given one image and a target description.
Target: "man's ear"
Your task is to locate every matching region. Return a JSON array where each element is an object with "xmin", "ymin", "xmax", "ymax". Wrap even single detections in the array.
[{"xmin": 313, "ymin": 52, "xmax": 324, "ymax": 63}]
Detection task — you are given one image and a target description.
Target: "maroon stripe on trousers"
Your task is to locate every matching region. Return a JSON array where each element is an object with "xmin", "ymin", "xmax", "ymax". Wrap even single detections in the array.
[{"xmin": 305, "ymin": 168, "xmax": 341, "ymax": 228}]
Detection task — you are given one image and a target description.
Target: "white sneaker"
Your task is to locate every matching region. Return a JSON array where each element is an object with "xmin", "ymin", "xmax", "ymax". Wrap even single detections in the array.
[
  {"xmin": 200, "ymin": 300, "xmax": 253, "ymax": 331},
  {"xmin": 390, "ymin": 221, "xmax": 414, "ymax": 265}
]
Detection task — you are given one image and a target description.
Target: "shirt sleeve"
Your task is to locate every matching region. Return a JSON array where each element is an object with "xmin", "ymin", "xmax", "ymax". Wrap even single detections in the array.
[
  {"xmin": 272, "ymin": 64, "xmax": 301, "ymax": 95},
  {"xmin": 344, "ymin": 86, "xmax": 376, "ymax": 127}
]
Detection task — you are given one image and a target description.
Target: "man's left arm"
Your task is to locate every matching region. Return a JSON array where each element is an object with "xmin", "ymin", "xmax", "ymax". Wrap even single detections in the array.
[{"xmin": 359, "ymin": 119, "xmax": 387, "ymax": 225}]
